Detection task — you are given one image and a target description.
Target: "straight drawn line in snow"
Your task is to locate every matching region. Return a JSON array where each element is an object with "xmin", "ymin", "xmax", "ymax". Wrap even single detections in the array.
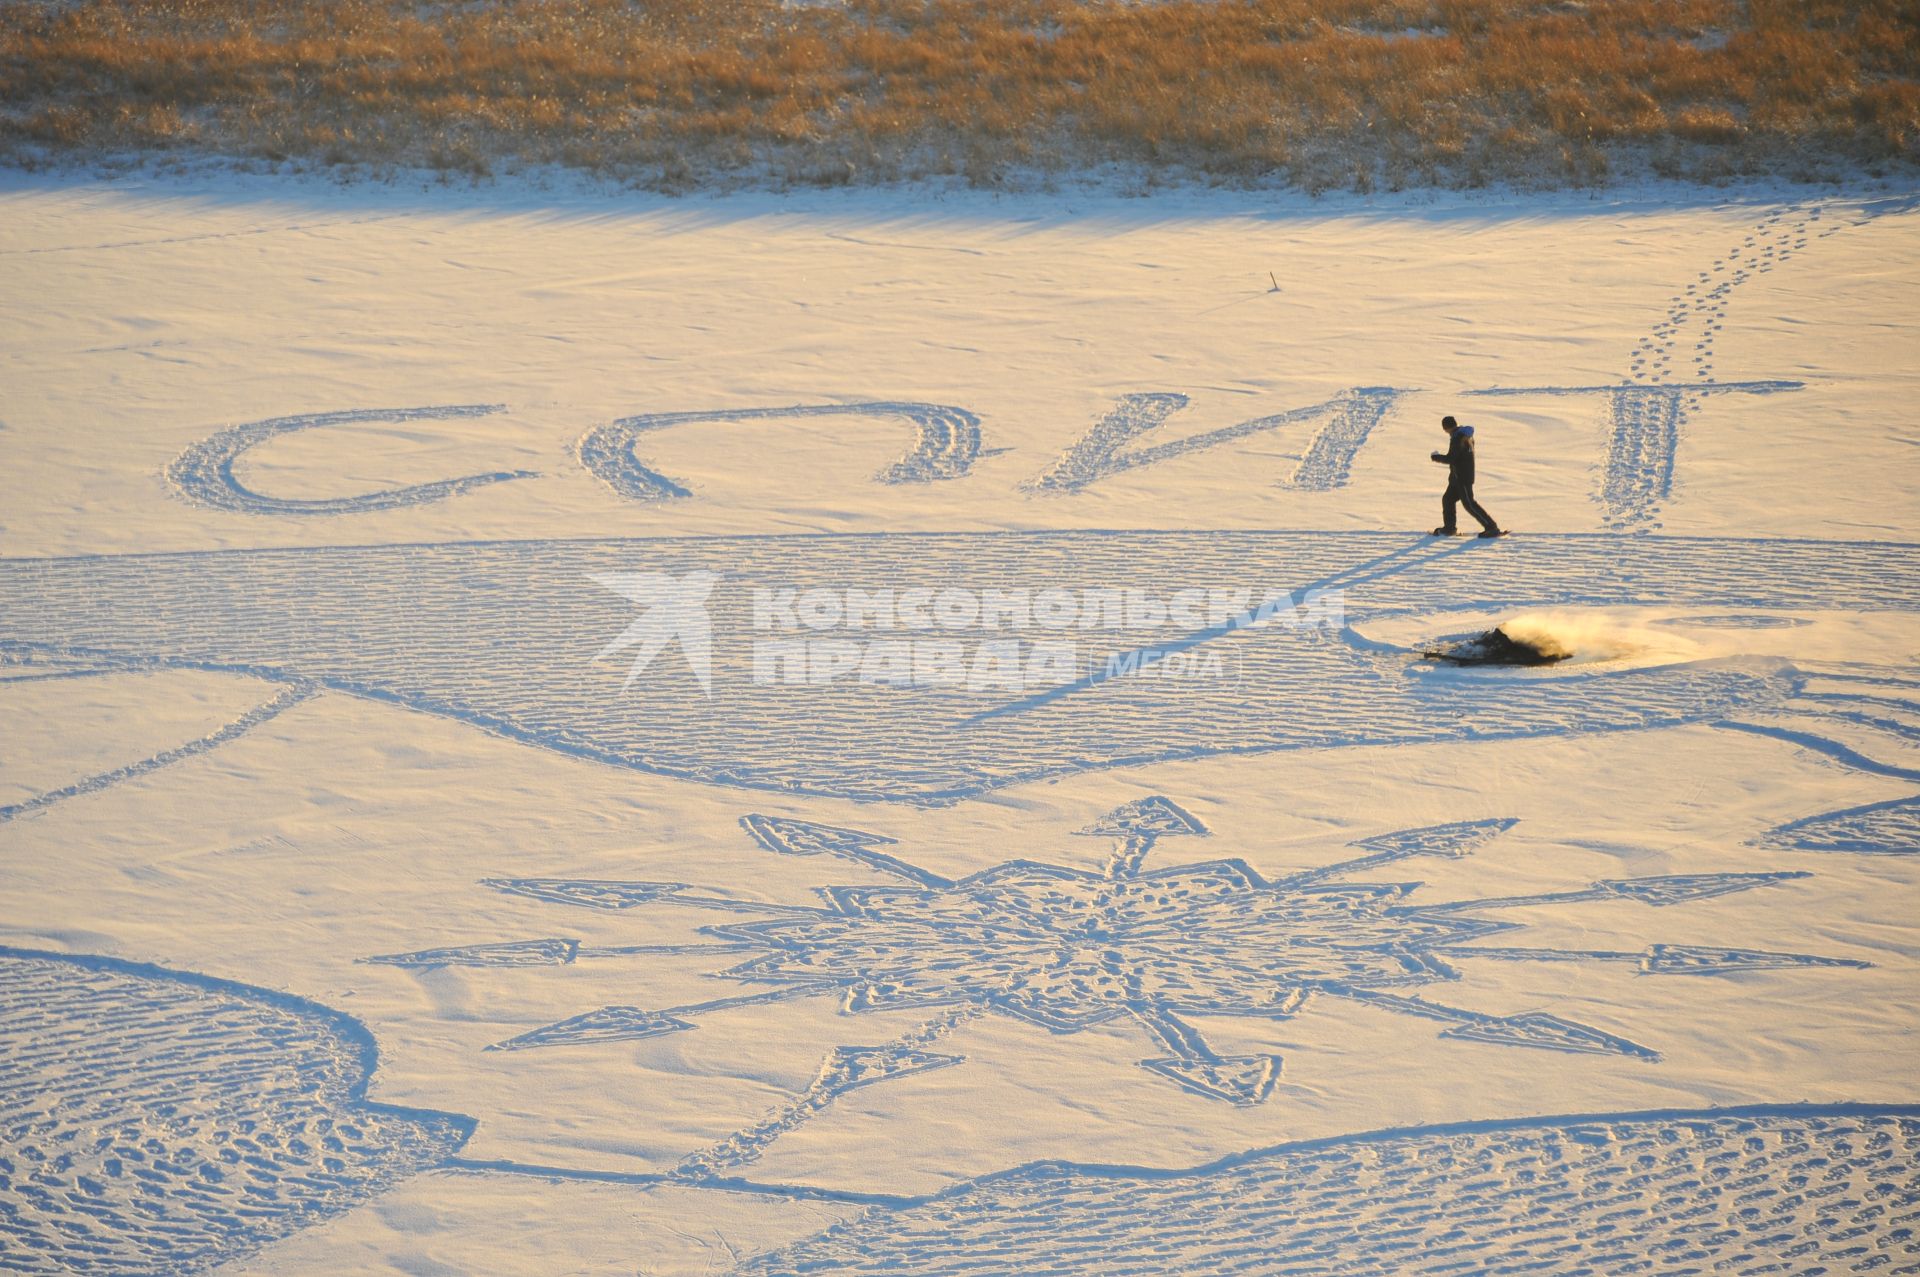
[
  {"xmin": 1415, "ymin": 871, "xmax": 1809, "ymax": 913},
  {"xmin": 1813, "ymin": 706, "xmax": 1920, "ymax": 743},
  {"xmin": 1465, "ymin": 381, "xmax": 1804, "ymax": 397},
  {"xmin": 1796, "ymin": 670, "xmax": 1920, "ymax": 695},
  {"xmin": 1756, "ymin": 792, "xmax": 1920, "ymax": 855},
  {"xmin": 1193, "ymin": 291, "xmax": 1269, "ymax": 317},
  {"xmin": 955, "ymin": 537, "xmax": 1464, "ymax": 727},
  {"xmin": 669, "ymin": 986, "xmax": 838, "ymax": 1019},
  {"xmin": 1270, "ymin": 818, "xmax": 1516, "ymax": 889},
  {"xmin": 2, "ymin": 524, "xmax": 1908, "ymax": 566},
  {"xmin": 1436, "ymin": 945, "xmax": 1642, "ymax": 963},
  {"xmin": 1323, "ymin": 985, "xmax": 1662, "ymax": 1060},
  {"xmin": 0, "ymin": 649, "xmax": 120, "ymax": 676},
  {"xmin": 661, "ymin": 894, "xmax": 829, "ymax": 917},
  {"xmin": 485, "ymin": 983, "xmax": 840, "ymax": 1051},
  {"xmin": 0, "ymin": 681, "xmax": 316, "ymax": 825},
  {"xmin": 578, "ymin": 942, "xmax": 767, "ymax": 958},
  {"xmin": 1320, "ymin": 985, "xmax": 1479, "ymax": 1025},
  {"xmin": 1438, "ymin": 944, "xmax": 1869, "ymax": 972},
  {"xmin": 1133, "ymin": 1005, "xmax": 1218, "ymax": 1062},
  {"xmin": 1718, "ymin": 718, "xmax": 1920, "ymax": 783},
  {"xmin": 1417, "ymin": 887, "xmax": 1617, "ymax": 912},
  {"xmin": 1788, "ymin": 685, "xmax": 1920, "ymax": 741},
  {"xmin": 0, "ymin": 214, "xmax": 404, "ymax": 257},
  {"xmin": 821, "ymin": 232, "xmax": 987, "ymax": 257},
  {"xmin": 741, "ymin": 813, "xmax": 953, "ymax": 888},
  {"xmin": 481, "ymin": 878, "xmax": 828, "ymax": 918},
  {"xmin": 668, "ymin": 1004, "xmax": 978, "ymax": 1183},
  {"xmin": 0, "ymin": 666, "xmax": 119, "ymax": 684},
  {"xmin": 436, "ymin": 1158, "xmax": 926, "ymax": 1207}
]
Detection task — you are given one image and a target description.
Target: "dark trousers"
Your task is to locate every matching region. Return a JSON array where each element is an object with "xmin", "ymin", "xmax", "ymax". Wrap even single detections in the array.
[{"xmin": 1443, "ymin": 480, "xmax": 1497, "ymax": 533}]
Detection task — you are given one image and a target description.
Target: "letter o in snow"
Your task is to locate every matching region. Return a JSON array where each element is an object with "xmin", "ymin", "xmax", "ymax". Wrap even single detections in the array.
[{"xmin": 576, "ymin": 401, "xmax": 982, "ymax": 502}]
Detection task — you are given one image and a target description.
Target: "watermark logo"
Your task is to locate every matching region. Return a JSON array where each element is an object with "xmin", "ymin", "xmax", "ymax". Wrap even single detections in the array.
[
  {"xmin": 592, "ymin": 571, "xmax": 719, "ymax": 695},
  {"xmin": 595, "ymin": 577, "xmax": 1341, "ymax": 695},
  {"xmin": 746, "ymin": 586, "xmax": 1342, "ymax": 691}
]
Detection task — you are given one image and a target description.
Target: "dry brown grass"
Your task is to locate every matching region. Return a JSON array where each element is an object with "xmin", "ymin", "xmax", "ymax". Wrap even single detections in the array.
[{"xmin": 1, "ymin": 0, "xmax": 1915, "ymax": 190}]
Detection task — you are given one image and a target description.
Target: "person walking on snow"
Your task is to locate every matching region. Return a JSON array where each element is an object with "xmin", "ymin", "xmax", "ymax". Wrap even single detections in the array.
[{"xmin": 1431, "ymin": 415, "xmax": 1504, "ymax": 538}]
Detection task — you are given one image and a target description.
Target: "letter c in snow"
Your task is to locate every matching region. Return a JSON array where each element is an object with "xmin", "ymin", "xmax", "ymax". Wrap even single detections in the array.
[{"xmin": 165, "ymin": 405, "xmax": 537, "ymax": 516}]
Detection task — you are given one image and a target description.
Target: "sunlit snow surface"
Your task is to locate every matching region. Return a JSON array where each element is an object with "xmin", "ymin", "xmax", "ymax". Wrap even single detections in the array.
[{"xmin": 1, "ymin": 174, "xmax": 1917, "ymax": 1273}]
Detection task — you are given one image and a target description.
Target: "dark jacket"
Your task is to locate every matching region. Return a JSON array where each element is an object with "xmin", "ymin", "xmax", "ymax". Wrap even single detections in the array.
[{"xmin": 1431, "ymin": 426, "xmax": 1476, "ymax": 485}]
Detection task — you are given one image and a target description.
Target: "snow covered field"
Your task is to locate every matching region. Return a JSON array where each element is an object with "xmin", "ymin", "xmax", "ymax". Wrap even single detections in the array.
[{"xmin": 2, "ymin": 171, "xmax": 1918, "ymax": 1274}]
